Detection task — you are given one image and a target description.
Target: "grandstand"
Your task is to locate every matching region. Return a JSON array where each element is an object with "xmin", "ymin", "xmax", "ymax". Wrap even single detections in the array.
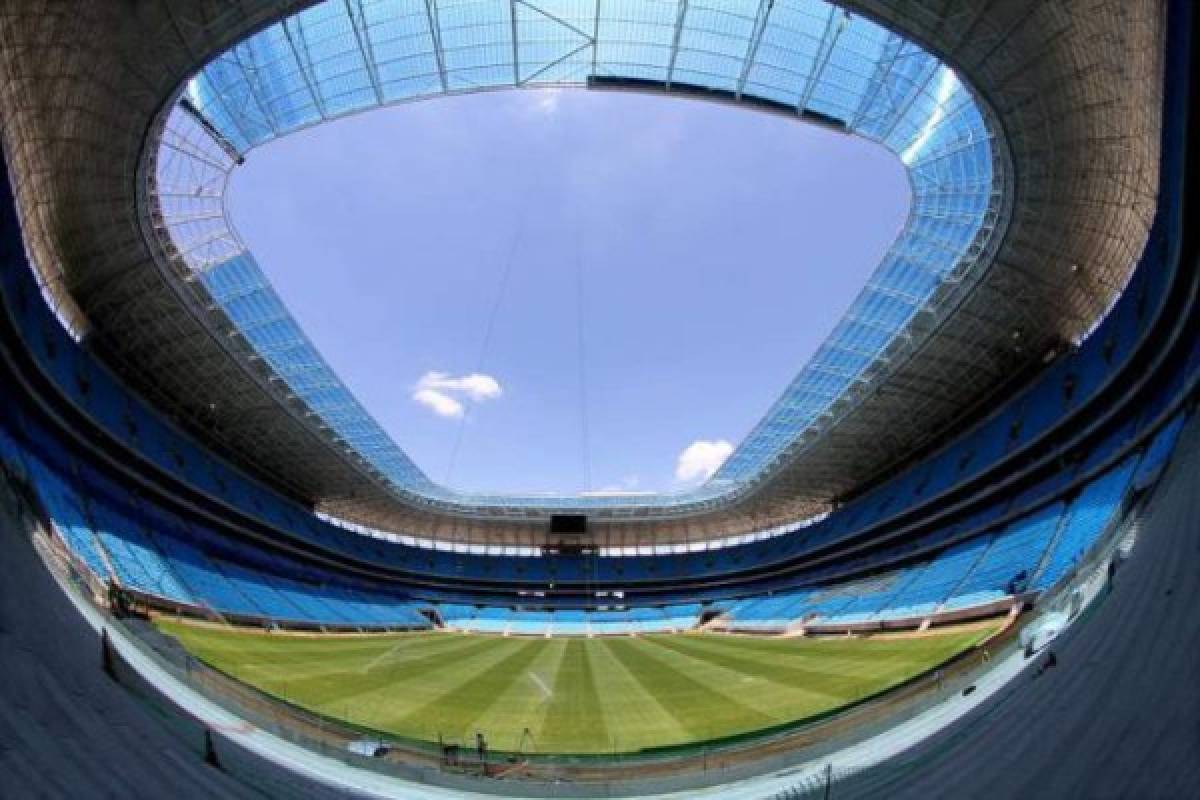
[{"xmin": 0, "ymin": 0, "xmax": 1196, "ymax": 797}]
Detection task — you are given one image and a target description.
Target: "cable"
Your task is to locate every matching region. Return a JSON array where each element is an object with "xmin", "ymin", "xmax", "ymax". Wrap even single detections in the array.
[
  {"xmin": 442, "ymin": 211, "xmax": 523, "ymax": 485},
  {"xmin": 574, "ymin": 211, "xmax": 593, "ymax": 492}
]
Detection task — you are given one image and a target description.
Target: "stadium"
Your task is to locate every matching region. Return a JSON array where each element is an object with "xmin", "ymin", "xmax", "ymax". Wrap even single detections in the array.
[{"xmin": 0, "ymin": 0, "xmax": 1196, "ymax": 797}]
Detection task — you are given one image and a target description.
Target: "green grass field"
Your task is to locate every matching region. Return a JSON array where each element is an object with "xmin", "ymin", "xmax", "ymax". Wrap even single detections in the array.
[{"xmin": 157, "ymin": 622, "xmax": 992, "ymax": 755}]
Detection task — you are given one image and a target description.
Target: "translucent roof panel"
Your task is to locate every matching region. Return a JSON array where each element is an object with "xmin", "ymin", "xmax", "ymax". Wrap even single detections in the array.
[{"xmin": 156, "ymin": 0, "xmax": 1004, "ymax": 514}]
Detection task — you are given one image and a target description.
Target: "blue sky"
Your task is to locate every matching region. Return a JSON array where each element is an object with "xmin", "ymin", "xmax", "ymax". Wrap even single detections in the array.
[{"xmin": 228, "ymin": 89, "xmax": 908, "ymax": 495}]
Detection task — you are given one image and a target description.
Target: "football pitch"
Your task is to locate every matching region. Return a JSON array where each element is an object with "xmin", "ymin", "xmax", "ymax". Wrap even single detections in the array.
[{"xmin": 157, "ymin": 621, "xmax": 993, "ymax": 755}]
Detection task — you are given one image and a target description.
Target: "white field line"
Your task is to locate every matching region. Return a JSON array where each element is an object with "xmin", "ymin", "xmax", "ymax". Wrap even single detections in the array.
[
  {"xmin": 528, "ymin": 670, "xmax": 552, "ymax": 700},
  {"xmin": 361, "ymin": 639, "xmax": 410, "ymax": 674}
]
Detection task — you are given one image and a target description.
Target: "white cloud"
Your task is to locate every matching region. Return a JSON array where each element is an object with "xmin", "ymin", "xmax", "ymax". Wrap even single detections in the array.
[
  {"xmin": 674, "ymin": 439, "xmax": 734, "ymax": 483},
  {"xmin": 416, "ymin": 371, "xmax": 502, "ymax": 401},
  {"xmin": 412, "ymin": 388, "xmax": 464, "ymax": 418},
  {"xmin": 412, "ymin": 371, "xmax": 502, "ymax": 419}
]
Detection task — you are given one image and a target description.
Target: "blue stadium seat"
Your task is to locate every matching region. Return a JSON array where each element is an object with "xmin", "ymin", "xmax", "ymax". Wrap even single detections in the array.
[
  {"xmin": 1033, "ymin": 458, "xmax": 1137, "ymax": 590},
  {"xmin": 944, "ymin": 503, "xmax": 1064, "ymax": 610}
]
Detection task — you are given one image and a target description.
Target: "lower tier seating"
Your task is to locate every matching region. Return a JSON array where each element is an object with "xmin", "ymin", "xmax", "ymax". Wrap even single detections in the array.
[
  {"xmin": 720, "ymin": 454, "xmax": 1140, "ymax": 632},
  {"xmin": 0, "ymin": 406, "xmax": 1152, "ymax": 635}
]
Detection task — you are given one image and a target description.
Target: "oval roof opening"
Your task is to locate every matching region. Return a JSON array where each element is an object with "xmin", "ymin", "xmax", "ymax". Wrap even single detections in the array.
[
  {"xmin": 152, "ymin": 0, "xmax": 1002, "ymax": 516},
  {"xmin": 225, "ymin": 89, "xmax": 909, "ymax": 495}
]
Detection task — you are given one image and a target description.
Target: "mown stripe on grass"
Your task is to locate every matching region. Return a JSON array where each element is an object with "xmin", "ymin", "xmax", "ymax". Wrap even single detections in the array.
[
  {"xmin": 692, "ymin": 632, "xmax": 986, "ymax": 672},
  {"xmin": 465, "ymin": 638, "xmax": 568, "ymax": 752},
  {"xmin": 284, "ymin": 637, "xmax": 530, "ymax": 735},
  {"xmin": 162, "ymin": 625, "xmax": 488, "ymax": 693},
  {"xmin": 659, "ymin": 632, "xmax": 987, "ymax": 704},
  {"xmin": 629, "ymin": 636, "xmax": 835, "ymax": 725},
  {"xmin": 260, "ymin": 632, "xmax": 484, "ymax": 683},
  {"xmin": 537, "ymin": 639, "xmax": 609, "ymax": 753},
  {"xmin": 726, "ymin": 631, "xmax": 990, "ymax": 683},
  {"xmin": 386, "ymin": 638, "xmax": 546, "ymax": 743},
  {"xmin": 261, "ymin": 633, "xmax": 508, "ymax": 705},
  {"xmin": 158, "ymin": 625, "xmax": 995, "ymax": 755},
  {"xmin": 604, "ymin": 638, "xmax": 777, "ymax": 742},
  {"xmin": 159, "ymin": 623, "xmax": 433, "ymax": 664},
  {"xmin": 675, "ymin": 634, "xmax": 891, "ymax": 673},
  {"xmin": 587, "ymin": 637, "xmax": 690, "ymax": 752},
  {"xmin": 649, "ymin": 635, "xmax": 869, "ymax": 701}
]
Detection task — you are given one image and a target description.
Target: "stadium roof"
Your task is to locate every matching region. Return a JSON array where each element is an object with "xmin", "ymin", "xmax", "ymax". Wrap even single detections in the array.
[
  {"xmin": 157, "ymin": 0, "xmax": 999, "ymax": 510},
  {"xmin": 0, "ymin": 0, "xmax": 1161, "ymax": 543}
]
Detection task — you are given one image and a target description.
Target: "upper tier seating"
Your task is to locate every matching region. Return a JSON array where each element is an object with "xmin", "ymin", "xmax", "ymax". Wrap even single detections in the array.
[{"xmin": 0, "ymin": 148, "xmax": 1186, "ymax": 591}]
